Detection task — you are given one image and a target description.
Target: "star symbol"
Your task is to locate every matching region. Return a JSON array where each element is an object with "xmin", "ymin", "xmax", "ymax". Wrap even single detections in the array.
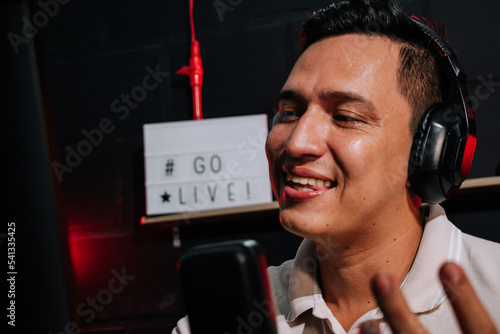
[{"xmin": 161, "ymin": 191, "xmax": 171, "ymax": 203}]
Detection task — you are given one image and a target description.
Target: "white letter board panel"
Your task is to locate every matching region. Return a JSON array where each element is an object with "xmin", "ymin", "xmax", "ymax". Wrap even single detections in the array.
[{"xmin": 144, "ymin": 114, "xmax": 272, "ymax": 215}]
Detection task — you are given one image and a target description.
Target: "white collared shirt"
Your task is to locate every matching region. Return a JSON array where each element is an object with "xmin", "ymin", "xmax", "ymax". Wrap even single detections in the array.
[{"xmin": 267, "ymin": 205, "xmax": 500, "ymax": 333}]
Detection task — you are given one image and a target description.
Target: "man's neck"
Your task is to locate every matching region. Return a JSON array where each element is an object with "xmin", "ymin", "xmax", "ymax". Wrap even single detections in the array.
[{"xmin": 316, "ymin": 203, "xmax": 425, "ymax": 331}]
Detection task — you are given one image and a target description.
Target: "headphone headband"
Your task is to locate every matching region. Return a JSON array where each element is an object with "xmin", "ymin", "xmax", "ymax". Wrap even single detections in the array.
[{"xmin": 408, "ymin": 18, "xmax": 477, "ymax": 203}]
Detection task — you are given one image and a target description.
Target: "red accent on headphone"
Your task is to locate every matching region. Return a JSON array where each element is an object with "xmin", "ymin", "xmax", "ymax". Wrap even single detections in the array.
[{"xmin": 460, "ymin": 134, "xmax": 477, "ymax": 180}]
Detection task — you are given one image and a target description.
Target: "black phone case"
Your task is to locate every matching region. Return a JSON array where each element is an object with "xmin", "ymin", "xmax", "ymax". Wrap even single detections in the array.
[{"xmin": 179, "ymin": 239, "xmax": 277, "ymax": 334}]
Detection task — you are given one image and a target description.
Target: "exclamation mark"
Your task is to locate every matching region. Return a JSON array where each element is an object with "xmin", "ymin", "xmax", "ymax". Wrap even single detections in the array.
[{"xmin": 246, "ymin": 181, "xmax": 250, "ymax": 200}]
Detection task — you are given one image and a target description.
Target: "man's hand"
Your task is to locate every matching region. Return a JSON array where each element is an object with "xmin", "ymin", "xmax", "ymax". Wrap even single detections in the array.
[{"xmin": 369, "ymin": 262, "xmax": 498, "ymax": 334}]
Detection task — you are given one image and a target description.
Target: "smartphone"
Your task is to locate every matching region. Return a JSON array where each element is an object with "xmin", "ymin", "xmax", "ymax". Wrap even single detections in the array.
[{"xmin": 179, "ymin": 239, "xmax": 277, "ymax": 334}]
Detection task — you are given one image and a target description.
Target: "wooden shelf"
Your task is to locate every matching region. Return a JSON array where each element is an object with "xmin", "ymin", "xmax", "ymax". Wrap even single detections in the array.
[
  {"xmin": 141, "ymin": 176, "xmax": 500, "ymax": 227},
  {"xmin": 141, "ymin": 202, "xmax": 279, "ymax": 227},
  {"xmin": 454, "ymin": 176, "xmax": 500, "ymax": 196}
]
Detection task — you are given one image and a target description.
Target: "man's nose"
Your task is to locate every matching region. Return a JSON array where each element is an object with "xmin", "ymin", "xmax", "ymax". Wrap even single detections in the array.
[{"xmin": 284, "ymin": 108, "xmax": 328, "ymax": 158}]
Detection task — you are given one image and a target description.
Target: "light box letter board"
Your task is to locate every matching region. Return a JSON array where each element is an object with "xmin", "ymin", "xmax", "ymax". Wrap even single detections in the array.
[{"xmin": 143, "ymin": 114, "xmax": 273, "ymax": 215}]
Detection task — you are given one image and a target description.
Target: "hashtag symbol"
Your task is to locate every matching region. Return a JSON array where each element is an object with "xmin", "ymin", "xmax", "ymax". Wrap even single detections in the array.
[{"xmin": 165, "ymin": 159, "xmax": 174, "ymax": 176}]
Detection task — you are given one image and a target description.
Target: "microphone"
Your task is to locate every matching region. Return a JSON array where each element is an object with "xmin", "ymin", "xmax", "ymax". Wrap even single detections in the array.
[{"xmin": 179, "ymin": 239, "xmax": 277, "ymax": 334}]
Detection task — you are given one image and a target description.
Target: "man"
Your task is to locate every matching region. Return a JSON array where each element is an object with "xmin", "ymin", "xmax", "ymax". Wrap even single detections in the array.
[
  {"xmin": 265, "ymin": 0, "xmax": 499, "ymax": 333},
  {"xmin": 173, "ymin": 1, "xmax": 500, "ymax": 333}
]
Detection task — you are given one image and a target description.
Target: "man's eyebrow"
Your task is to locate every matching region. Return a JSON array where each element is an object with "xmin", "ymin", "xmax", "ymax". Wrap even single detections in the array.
[
  {"xmin": 278, "ymin": 89, "xmax": 376, "ymax": 112},
  {"xmin": 319, "ymin": 90, "xmax": 376, "ymax": 112},
  {"xmin": 277, "ymin": 90, "xmax": 307, "ymax": 104}
]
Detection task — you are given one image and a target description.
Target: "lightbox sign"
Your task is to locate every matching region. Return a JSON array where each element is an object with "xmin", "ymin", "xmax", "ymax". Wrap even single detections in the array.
[{"xmin": 143, "ymin": 114, "xmax": 272, "ymax": 215}]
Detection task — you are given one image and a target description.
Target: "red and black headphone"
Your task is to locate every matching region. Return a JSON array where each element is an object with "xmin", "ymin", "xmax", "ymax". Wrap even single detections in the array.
[{"xmin": 409, "ymin": 19, "xmax": 477, "ymax": 204}]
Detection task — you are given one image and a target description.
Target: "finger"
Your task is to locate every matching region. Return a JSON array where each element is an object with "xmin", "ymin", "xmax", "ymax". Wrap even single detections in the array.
[
  {"xmin": 371, "ymin": 272, "xmax": 428, "ymax": 334},
  {"xmin": 439, "ymin": 262, "xmax": 498, "ymax": 334}
]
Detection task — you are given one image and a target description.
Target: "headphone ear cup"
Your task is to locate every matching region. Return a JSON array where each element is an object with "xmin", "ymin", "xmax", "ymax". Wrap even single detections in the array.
[
  {"xmin": 409, "ymin": 104, "xmax": 472, "ymax": 204},
  {"xmin": 409, "ymin": 105, "xmax": 450, "ymax": 204}
]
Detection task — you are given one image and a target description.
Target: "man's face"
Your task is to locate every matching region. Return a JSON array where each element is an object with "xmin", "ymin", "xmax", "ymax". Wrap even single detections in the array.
[{"xmin": 265, "ymin": 34, "xmax": 415, "ymax": 242}]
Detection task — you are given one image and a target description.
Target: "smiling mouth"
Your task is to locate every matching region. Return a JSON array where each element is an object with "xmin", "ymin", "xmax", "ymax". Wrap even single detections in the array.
[{"xmin": 285, "ymin": 172, "xmax": 337, "ymax": 191}]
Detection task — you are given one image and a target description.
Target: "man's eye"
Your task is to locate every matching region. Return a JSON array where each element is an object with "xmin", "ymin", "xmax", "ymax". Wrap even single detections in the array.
[
  {"xmin": 282, "ymin": 110, "xmax": 298, "ymax": 118},
  {"xmin": 277, "ymin": 109, "xmax": 300, "ymax": 123},
  {"xmin": 333, "ymin": 114, "xmax": 356, "ymax": 123}
]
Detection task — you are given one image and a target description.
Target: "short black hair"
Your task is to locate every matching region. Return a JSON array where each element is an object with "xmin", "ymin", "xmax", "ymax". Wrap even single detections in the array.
[{"xmin": 300, "ymin": 0, "xmax": 446, "ymax": 134}]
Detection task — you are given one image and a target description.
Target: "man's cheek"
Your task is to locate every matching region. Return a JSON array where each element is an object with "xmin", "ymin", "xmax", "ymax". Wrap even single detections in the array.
[{"xmin": 380, "ymin": 154, "xmax": 409, "ymax": 193}]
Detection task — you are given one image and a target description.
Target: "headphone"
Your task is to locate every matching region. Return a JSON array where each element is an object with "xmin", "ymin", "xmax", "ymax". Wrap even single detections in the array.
[
  {"xmin": 271, "ymin": 20, "xmax": 477, "ymax": 204},
  {"xmin": 408, "ymin": 19, "xmax": 476, "ymax": 204}
]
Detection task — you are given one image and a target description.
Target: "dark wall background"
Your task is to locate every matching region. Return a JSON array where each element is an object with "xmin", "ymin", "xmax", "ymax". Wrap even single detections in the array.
[{"xmin": 2, "ymin": 0, "xmax": 499, "ymax": 333}]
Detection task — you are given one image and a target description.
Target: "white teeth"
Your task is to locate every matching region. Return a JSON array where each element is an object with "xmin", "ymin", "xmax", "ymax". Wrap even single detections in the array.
[
  {"xmin": 286, "ymin": 173, "xmax": 335, "ymax": 188},
  {"xmin": 298, "ymin": 177, "xmax": 308, "ymax": 185}
]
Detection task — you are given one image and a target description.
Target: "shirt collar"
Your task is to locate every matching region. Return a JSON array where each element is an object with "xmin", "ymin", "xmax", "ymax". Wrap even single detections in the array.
[
  {"xmin": 287, "ymin": 239, "xmax": 319, "ymax": 321},
  {"xmin": 401, "ymin": 204, "xmax": 463, "ymax": 313}
]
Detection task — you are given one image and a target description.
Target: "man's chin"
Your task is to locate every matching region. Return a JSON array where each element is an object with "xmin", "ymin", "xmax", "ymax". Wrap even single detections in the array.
[{"xmin": 279, "ymin": 209, "xmax": 325, "ymax": 240}]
